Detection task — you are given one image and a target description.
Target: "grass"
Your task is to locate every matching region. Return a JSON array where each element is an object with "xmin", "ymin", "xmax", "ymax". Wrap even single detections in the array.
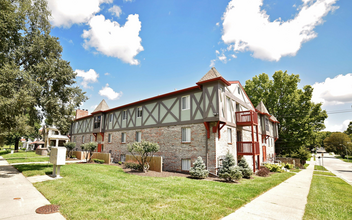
[
  {"xmin": 1, "ymin": 151, "xmax": 49, "ymax": 164},
  {"xmin": 335, "ymin": 155, "xmax": 352, "ymax": 163},
  {"xmin": 13, "ymin": 164, "xmax": 54, "ymax": 177},
  {"xmin": 314, "ymin": 165, "xmax": 327, "ymax": 171},
  {"xmin": 304, "ymin": 175, "xmax": 352, "ymax": 220},
  {"xmin": 313, "ymin": 171, "xmax": 336, "ymax": 176},
  {"xmin": 14, "ymin": 163, "xmax": 295, "ymax": 220}
]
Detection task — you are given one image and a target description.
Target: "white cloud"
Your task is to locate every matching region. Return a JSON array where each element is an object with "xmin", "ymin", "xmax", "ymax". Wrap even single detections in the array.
[
  {"xmin": 104, "ymin": 72, "xmax": 110, "ymax": 76},
  {"xmin": 99, "ymin": 84, "xmax": 122, "ymax": 100},
  {"xmin": 82, "ymin": 14, "xmax": 144, "ymax": 65},
  {"xmin": 231, "ymin": 54, "xmax": 237, "ymax": 58},
  {"xmin": 324, "ymin": 119, "xmax": 352, "ymax": 132},
  {"xmin": 75, "ymin": 69, "xmax": 99, "ymax": 88},
  {"xmin": 221, "ymin": 0, "xmax": 338, "ymax": 61},
  {"xmin": 47, "ymin": 0, "xmax": 112, "ymax": 28},
  {"xmin": 209, "ymin": 59, "xmax": 216, "ymax": 67},
  {"xmin": 108, "ymin": 5, "xmax": 122, "ymax": 17},
  {"xmin": 218, "ymin": 54, "xmax": 227, "ymax": 63},
  {"xmin": 216, "ymin": 22, "xmax": 220, "ymax": 26},
  {"xmin": 124, "ymin": 0, "xmax": 133, "ymax": 2},
  {"xmin": 312, "ymin": 74, "xmax": 352, "ymax": 106}
]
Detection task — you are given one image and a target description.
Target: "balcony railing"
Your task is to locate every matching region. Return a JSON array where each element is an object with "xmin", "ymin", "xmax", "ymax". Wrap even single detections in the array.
[
  {"xmin": 237, "ymin": 142, "xmax": 260, "ymax": 155},
  {"xmin": 236, "ymin": 110, "xmax": 258, "ymax": 126}
]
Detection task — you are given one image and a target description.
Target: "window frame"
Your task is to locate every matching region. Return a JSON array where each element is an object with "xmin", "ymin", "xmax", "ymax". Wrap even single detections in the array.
[
  {"xmin": 82, "ymin": 136, "xmax": 85, "ymax": 143},
  {"xmin": 121, "ymin": 132, "xmax": 126, "ymax": 143},
  {"xmin": 136, "ymin": 131, "xmax": 141, "ymax": 142},
  {"xmin": 109, "ymin": 114, "xmax": 113, "ymax": 123},
  {"xmin": 108, "ymin": 134, "xmax": 112, "ymax": 143},
  {"xmin": 181, "ymin": 95, "xmax": 190, "ymax": 110},
  {"xmin": 137, "ymin": 106, "xmax": 142, "ymax": 118},
  {"xmin": 122, "ymin": 110, "xmax": 127, "ymax": 121},
  {"xmin": 94, "ymin": 116, "xmax": 101, "ymax": 129},
  {"xmin": 181, "ymin": 159, "xmax": 191, "ymax": 171},
  {"xmin": 181, "ymin": 127, "xmax": 191, "ymax": 143},
  {"xmin": 227, "ymin": 128, "xmax": 232, "ymax": 144}
]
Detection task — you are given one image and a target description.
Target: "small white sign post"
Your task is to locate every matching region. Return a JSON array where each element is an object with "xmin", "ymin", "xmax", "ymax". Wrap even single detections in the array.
[{"xmin": 50, "ymin": 147, "xmax": 66, "ymax": 178}]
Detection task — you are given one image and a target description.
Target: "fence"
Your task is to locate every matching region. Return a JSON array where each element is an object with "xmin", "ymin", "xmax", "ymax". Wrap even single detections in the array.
[
  {"xmin": 72, "ymin": 151, "xmax": 111, "ymax": 164},
  {"xmin": 126, "ymin": 154, "xmax": 162, "ymax": 172}
]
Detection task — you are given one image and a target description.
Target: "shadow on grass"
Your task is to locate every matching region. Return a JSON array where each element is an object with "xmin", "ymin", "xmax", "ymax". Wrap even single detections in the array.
[{"xmin": 14, "ymin": 164, "xmax": 53, "ymax": 172}]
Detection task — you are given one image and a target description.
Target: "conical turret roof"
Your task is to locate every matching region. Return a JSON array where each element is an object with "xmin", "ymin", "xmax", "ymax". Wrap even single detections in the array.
[
  {"xmin": 92, "ymin": 99, "xmax": 109, "ymax": 113},
  {"xmin": 256, "ymin": 101, "xmax": 270, "ymax": 115}
]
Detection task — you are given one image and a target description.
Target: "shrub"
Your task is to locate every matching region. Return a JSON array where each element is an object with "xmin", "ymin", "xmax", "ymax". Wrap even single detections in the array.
[
  {"xmin": 189, "ymin": 156, "xmax": 209, "ymax": 179},
  {"xmin": 257, "ymin": 167, "xmax": 270, "ymax": 177},
  {"xmin": 125, "ymin": 161, "xmax": 142, "ymax": 170},
  {"xmin": 71, "ymin": 155, "xmax": 77, "ymax": 159},
  {"xmin": 82, "ymin": 142, "xmax": 98, "ymax": 162},
  {"xmin": 265, "ymin": 163, "xmax": 284, "ymax": 173},
  {"xmin": 284, "ymin": 163, "xmax": 294, "ymax": 169},
  {"xmin": 218, "ymin": 152, "xmax": 243, "ymax": 182},
  {"xmin": 238, "ymin": 157, "xmax": 253, "ymax": 179},
  {"xmin": 118, "ymin": 161, "xmax": 122, "ymax": 165},
  {"xmin": 64, "ymin": 142, "xmax": 76, "ymax": 158},
  {"xmin": 127, "ymin": 141, "xmax": 160, "ymax": 172},
  {"xmin": 93, "ymin": 159, "xmax": 104, "ymax": 164}
]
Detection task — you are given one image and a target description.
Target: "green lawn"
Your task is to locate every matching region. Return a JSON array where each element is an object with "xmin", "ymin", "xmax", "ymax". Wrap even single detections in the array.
[
  {"xmin": 304, "ymin": 175, "xmax": 352, "ymax": 220},
  {"xmin": 14, "ymin": 163, "xmax": 295, "ymax": 220},
  {"xmin": 314, "ymin": 165, "xmax": 327, "ymax": 171},
  {"xmin": 2, "ymin": 151, "xmax": 49, "ymax": 164},
  {"xmin": 313, "ymin": 171, "xmax": 336, "ymax": 176},
  {"xmin": 335, "ymin": 155, "xmax": 352, "ymax": 163}
]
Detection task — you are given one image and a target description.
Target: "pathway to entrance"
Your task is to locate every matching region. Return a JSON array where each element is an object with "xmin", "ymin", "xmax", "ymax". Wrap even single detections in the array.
[
  {"xmin": 0, "ymin": 156, "xmax": 66, "ymax": 220},
  {"xmin": 223, "ymin": 161, "xmax": 315, "ymax": 220}
]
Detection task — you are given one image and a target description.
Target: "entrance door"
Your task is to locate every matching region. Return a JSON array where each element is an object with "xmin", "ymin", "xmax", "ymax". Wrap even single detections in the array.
[
  {"xmin": 98, "ymin": 144, "xmax": 102, "ymax": 152},
  {"xmin": 262, "ymin": 146, "xmax": 266, "ymax": 162}
]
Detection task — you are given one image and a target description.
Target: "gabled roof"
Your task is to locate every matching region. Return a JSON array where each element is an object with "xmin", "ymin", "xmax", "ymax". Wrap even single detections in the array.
[
  {"xmin": 92, "ymin": 99, "xmax": 109, "ymax": 113},
  {"xmin": 197, "ymin": 67, "xmax": 231, "ymax": 86},
  {"xmin": 256, "ymin": 101, "xmax": 270, "ymax": 115},
  {"xmin": 270, "ymin": 115, "xmax": 278, "ymax": 122}
]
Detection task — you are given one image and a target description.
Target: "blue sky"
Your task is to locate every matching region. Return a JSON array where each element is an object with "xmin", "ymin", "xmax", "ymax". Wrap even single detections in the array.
[{"xmin": 48, "ymin": 0, "xmax": 352, "ymax": 132}]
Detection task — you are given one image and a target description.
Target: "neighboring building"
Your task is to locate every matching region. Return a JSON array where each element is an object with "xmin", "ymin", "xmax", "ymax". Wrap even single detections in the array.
[
  {"xmin": 70, "ymin": 68, "xmax": 279, "ymax": 173},
  {"xmin": 44, "ymin": 126, "xmax": 69, "ymax": 147}
]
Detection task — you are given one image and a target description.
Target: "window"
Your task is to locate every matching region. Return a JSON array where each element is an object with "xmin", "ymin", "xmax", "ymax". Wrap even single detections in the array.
[
  {"xmin": 181, "ymin": 95, "xmax": 190, "ymax": 110},
  {"xmin": 181, "ymin": 159, "xmax": 191, "ymax": 171},
  {"xmin": 109, "ymin": 114, "xmax": 113, "ymax": 123},
  {"xmin": 137, "ymin": 107, "xmax": 142, "ymax": 118},
  {"xmin": 238, "ymin": 86, "xmax": 241, "ymax": 94},
  {"xmin": 265, "ymin": 118, "xmax": 269, "ymax": 131},
  {"xmin": 82, "ymin": 136, "xmax": 85, "ymax": 143},
  {"xmin": 75, "ymin": 123, "xmax": 77, "ymax": 132},
  {"xmin": 236, "ymin": 103, "xmax": 240, "ymax": 112},
  {"xmin": 227, "ymin": 128, "xmax": 232, "ymax": 144},
  {"xmin": 136, "ymin": 131, "xmax": 141, "ymax": 142},
  {"xmin": 227, "ymin": 98, "xmax": 232, "ymax": 121},
  {"xmin": 73, "ymin": 136, "xmax": 76, "ymax": 142},
  {"xmin": 101, "ymin": 144, "xmax": 104, "ymax": 152},
  {"xmin": 121, "ymin": 154, "xmax": 126, "ymax": 162},
  {"xmin": 181, "ymin": 128, "xmax": 191, "ymax": 143},
  {"xmin": 122, "ymin": 110, "xmax": 127, "ymax": 120},
  {"xmin": 94, "ymin": 116, "xmax": 101, "ymax": 129},
  {"xmin": 108, "ymin": 134, "xmax": 112, "ymax": 143},
  {"xmin": 90, "ymin": 135, "xmax": 93, "ymax": 142},
  {"xmin": 121, "ymin": 133, "xmax": 126, "ymax": 143}
]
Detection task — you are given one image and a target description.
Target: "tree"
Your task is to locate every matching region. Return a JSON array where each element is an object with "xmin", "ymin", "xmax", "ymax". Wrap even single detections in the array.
[
  {"xmin": 64, "ymin": 142, "xmax": 76, "ymax": 158},
  {"xmin": 83, "ymin": 142, "xmax": 98, "ymax": 162},
  {"xmin": 218, "ymin": 152, "xmax": 242, "ymax": 182},
  {"xmin": 0, "ymin": 0, "xmax": 87, "ymax": 151},
  {"xmin": 244, "ymin": 71, "xmax": 328, "ymax": 155},
  {"xmin": 345, "ymin": 121, "xmax": 352, "ymax": 136},
  {"xmin": 189, "ymin": 156, "xmax": 209, "ymax": 179},
  {"xmin": 324, "ymin": 132, "xmax": 351, "ymax": 158},
  {"xmin": 238, "ymin": 157, "xmax": 253, "ymax": 179},
  {"xmin": 127, "ymin": 141, "xmax": 160, "ymax": 172},
  {"xmin": 292, "ymin": 147, "xmax": 311, "ymax": 165}
]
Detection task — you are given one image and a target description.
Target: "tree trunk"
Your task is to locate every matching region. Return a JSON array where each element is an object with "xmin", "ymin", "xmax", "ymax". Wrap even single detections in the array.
[{"xmin": 14, "ymin": 137, "xmax": 20, "ymax": 152}]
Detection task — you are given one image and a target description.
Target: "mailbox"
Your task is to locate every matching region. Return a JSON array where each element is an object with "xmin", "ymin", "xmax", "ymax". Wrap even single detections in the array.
[
  {"xmin": 50, "ymin": 147, "xmax": 66, "ymax": 165},
  {"xmin": 50, "ymin": 147, "xmax": 66, "ymax": 178}
]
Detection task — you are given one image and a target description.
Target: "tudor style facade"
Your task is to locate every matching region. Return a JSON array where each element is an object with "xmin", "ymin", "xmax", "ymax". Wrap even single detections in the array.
[{"xmin": 70, "ymin": 68, "xmax": 279, "ymax": 173}]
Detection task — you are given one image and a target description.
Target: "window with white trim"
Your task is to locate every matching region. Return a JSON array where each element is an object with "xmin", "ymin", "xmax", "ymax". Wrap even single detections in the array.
[
  {"xmin": 181, "ymin": 95, "xmax": 190, "ymax": 110},
  {"xmin": 109, "ymin": 114, "xmax": 113, "ymax": 123},
  {"xmin": 181, "ymin": 159, "xmax": 191, "ymax": 171},
  {"xmin": 122, "ymin": 110, "xmax": 127, "ymax": 120},
  {"xmin": 82, "ymin": 136, "xmax": 85, "ymax": 143},
  {"xmin": 227, "ymin": 128, "xmax": 232, "ymax": 144},
  {"xmin": 90, "ymin": 135, "xmax": 93, "ymax": 142},
  {"xmin": 137, "ymin": 107, "xmax": 142, "ymax": 118},
  {"xmin": 121, "ymin": 133, "xmax": 126, "ymax": 143},
  {"xmin": 108, "ymin": 134, "xmax": 112, "ymax": 143},
  {"xmin": 181, "ymin": 127, "xmax": 191, "ymax": 143},
  {"xmin": 136, "ymin": 131, "xmax": 141, "ymax": 142}
]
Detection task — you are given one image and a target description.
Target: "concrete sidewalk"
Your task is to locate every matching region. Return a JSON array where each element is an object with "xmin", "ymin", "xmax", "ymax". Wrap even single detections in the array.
[
  {"xmin": 223, "ymin": 161, "xmax": 315, "ymax": 220},
  {"xmin": 0, "ymin": 156, "xmax": 66, "ymax": 220}
]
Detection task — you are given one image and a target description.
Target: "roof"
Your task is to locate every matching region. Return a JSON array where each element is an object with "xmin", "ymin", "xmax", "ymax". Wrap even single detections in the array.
[
  {"xmin": 270, "ymin": 115, "xmax": 278, "ymax": 122},
  {"xmin": 197, "ymin": 67, "xmax": 231, "ymax": 86},
  {"xmin": 92, "ymin": 99, "xmax": 110, "ymax": 113},
  {"xmin": 31, "ymin": 140, "xmax": 45, "ymax": 144},
  {"xmin": 256, "ymin": 101, "xmax": 270, "ymax": 115}
]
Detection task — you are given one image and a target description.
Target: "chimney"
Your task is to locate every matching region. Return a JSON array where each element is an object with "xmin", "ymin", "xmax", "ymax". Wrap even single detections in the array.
[{"xmin": 76, "ymin": 109, "xmax": 89, "ymax": 119}]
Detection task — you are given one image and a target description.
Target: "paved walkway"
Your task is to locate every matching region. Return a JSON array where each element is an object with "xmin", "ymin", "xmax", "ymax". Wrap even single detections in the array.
[
  {"xmin": 0, "ymin": 156, "xmax": 66, "ymax": 220},
  {"xmin": 223, "ymin": 161, "xmax": 315, "ymax": 220},
  {"xmin": 316, "ymin": 154, "xmax": 352, "ymax": 186}
]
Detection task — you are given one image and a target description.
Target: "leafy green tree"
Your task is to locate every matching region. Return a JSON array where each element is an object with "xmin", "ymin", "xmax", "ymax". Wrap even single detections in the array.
[
  {"xmin": 83, "ymin": 142, "xmax": 98, "ymax": 162},
  {"xmin": 218, "ymin": 152, "xmax": 242, "ymax": 182},
  {"xmin": 244, "ymin": 70, "xmax": 327, "ymax": 154},
  {"xmin": 64, "ymin": 142, "xmax": 76, "ymax": 158},
  {"xmin": 189, "ymin": 156, "xmax": 209, "ymax": 179},
  {"xmin": 127, "ymin": 141, "xmax": 160, "ymax": 172},
  {"xmin": 324, "ymin": 132, "xmax": 351, "ymax": 158},
  {"xmin": 345, "ymin": 121, "xmax": 352, "ymax": 136},
  {"xmin": 238, "ymin": 157, "xmax": 253, "ymax": 179},
  {"xmin": 0, "ymin": 0, "xmax": 87, "ymax": 150}
]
